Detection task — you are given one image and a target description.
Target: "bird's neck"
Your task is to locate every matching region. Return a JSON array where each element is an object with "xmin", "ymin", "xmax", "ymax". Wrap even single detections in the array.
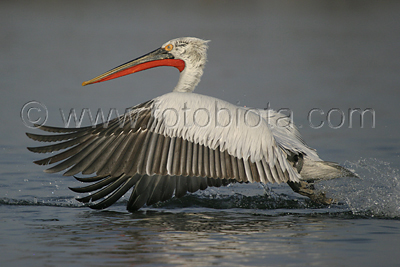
[{"xmin": 173, "ymin": 64, "xmax": 204, "ymax": 93}]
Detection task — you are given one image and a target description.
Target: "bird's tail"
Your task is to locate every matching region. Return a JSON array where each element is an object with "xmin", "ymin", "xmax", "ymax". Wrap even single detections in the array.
[{"xmin": 299, "ymin": 159, "xmax": 358, "ymax": 181}]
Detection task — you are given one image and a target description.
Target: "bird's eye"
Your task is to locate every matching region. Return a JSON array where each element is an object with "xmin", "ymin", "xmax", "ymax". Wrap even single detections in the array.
[{"xmin": 164, "ymin": 44, "xmax": 174, "ymax": 51}]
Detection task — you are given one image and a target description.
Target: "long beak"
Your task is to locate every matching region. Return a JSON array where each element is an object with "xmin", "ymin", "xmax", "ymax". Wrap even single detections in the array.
[{"xmin": 82, "ymin": 47, "xmax": 185, "ymax": 86}]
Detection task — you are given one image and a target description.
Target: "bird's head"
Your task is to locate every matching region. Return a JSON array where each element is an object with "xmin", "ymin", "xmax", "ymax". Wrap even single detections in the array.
[{"xmin": 82, "ymin": 37, "xmax": 209, "ymax": 92}]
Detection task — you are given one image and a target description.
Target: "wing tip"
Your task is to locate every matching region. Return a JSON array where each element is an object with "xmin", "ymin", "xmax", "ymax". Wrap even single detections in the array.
[{"xmin": 26, "ymin": 132, "xmax": 35, "ymax": 140}]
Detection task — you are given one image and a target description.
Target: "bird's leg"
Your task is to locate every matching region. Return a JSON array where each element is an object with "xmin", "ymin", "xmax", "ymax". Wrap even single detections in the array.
[{"xmin": 287, "ymin": 181, "xmax": 333, "ymax": 205}]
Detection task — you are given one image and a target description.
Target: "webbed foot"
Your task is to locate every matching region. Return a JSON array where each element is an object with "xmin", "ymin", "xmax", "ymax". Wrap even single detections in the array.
[{"xmin": 287, "ymin": 181, "xmax": 333, "ymax": 205}]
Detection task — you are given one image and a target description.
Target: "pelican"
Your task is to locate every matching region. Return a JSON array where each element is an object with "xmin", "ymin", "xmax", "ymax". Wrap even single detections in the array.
[{"xmin": 27, "ymin": 37, "xmax": 356, "ymax": 211}]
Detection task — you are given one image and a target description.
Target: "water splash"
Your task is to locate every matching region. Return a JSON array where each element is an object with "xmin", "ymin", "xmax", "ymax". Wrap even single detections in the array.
[
  {"xmin": 318, "ymin": 158, "xmax": 400, "ymax": 218},
  {"xmin": 3, "ymin": 158, "xmax": 399, "ymax": 218}
]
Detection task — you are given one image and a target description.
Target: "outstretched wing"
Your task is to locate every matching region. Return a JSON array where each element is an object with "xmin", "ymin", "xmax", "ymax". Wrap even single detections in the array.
[{"xmin": 27, "ymin": 94, "xmax": 299, "ymax": 210}]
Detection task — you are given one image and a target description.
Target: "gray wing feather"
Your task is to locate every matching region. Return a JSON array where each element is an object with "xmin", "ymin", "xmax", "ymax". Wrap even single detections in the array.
[{"xmin": 27, "ymin": 100, "xmax": 296, "ymax": 210}]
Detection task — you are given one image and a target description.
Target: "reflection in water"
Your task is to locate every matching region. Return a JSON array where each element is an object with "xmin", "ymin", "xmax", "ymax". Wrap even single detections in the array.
[{"xmin": 29, "ymin": 210, "xmax": 356, "ymax": 266}]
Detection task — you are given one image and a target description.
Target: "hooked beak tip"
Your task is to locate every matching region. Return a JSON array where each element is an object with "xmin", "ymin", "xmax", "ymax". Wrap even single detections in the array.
[{"xmin": 82, "ymin": 81, "xmax": 90, "ymax": 86}]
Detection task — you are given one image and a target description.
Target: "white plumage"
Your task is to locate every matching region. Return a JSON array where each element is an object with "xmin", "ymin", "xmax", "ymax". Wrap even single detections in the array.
[
  {"xmin": 152, "ymin": 92, "xmax": 301, "ymax": 183},
  {"xmin": 27, "ymin": 37, "xmax": 356, "ymax": 211}
]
